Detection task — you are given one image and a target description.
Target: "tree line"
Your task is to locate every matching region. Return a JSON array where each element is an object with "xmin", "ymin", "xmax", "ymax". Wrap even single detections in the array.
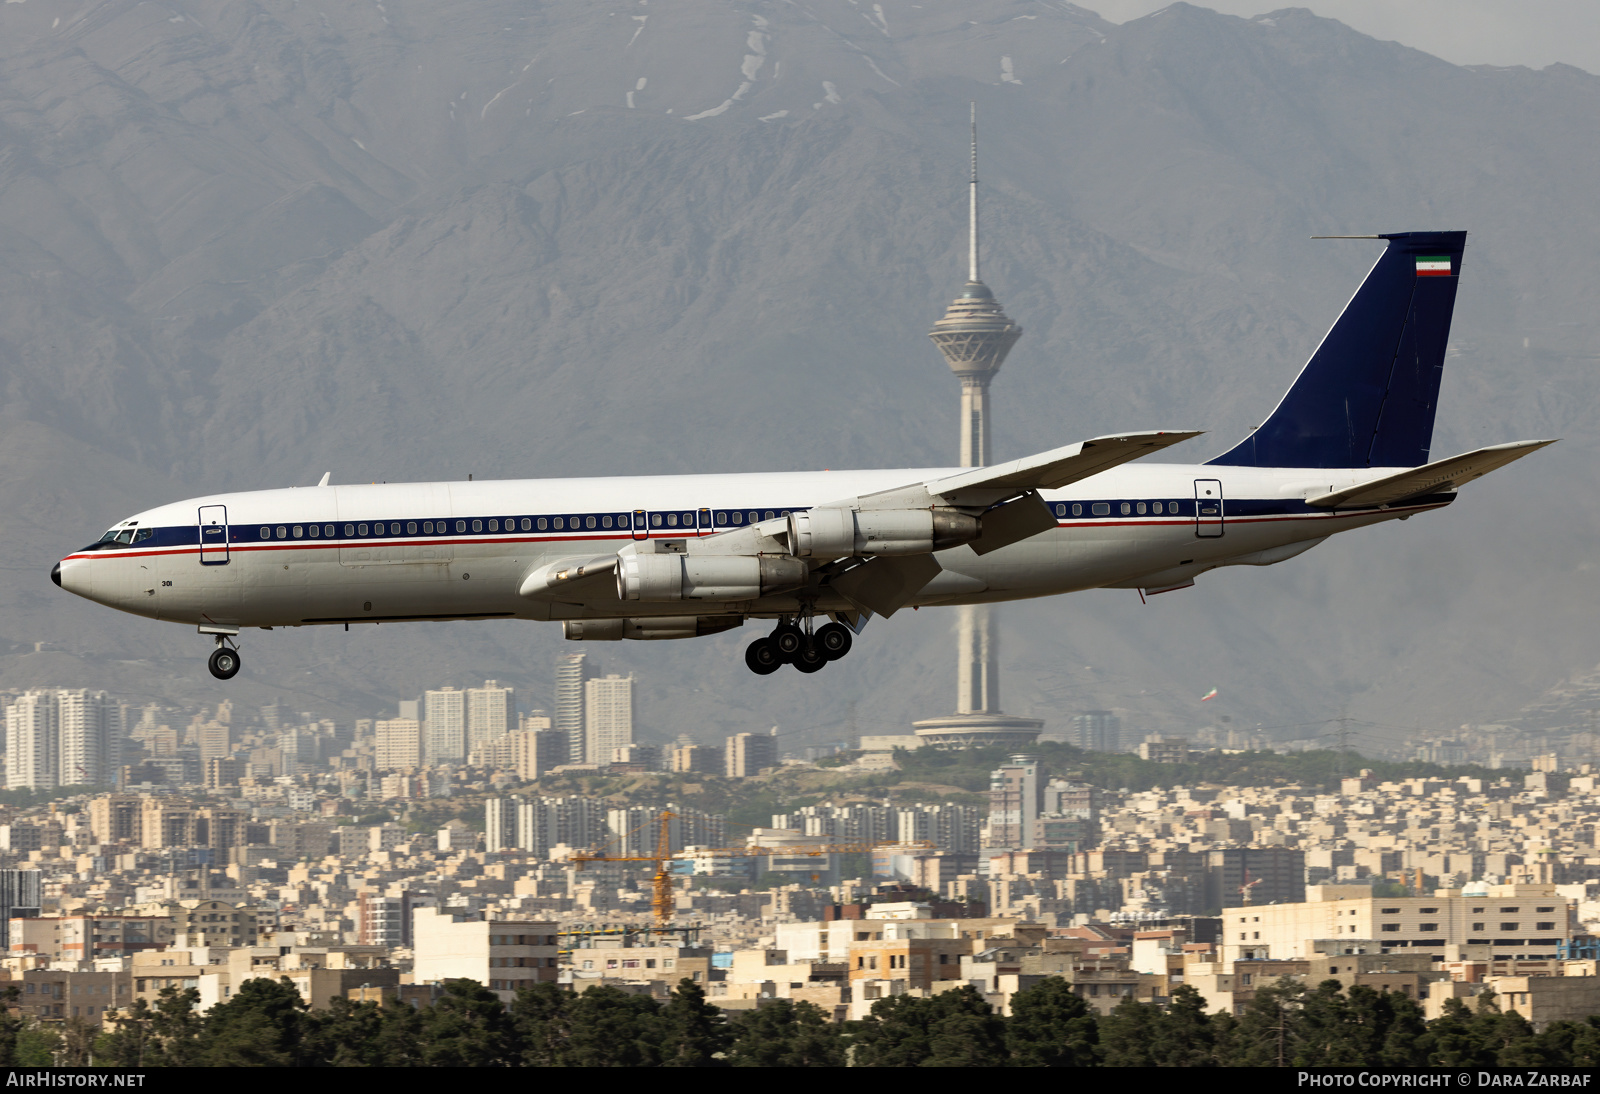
[{"xmin": 6, "ymin": 975, "xmax": 1598, "ymax": 1066}]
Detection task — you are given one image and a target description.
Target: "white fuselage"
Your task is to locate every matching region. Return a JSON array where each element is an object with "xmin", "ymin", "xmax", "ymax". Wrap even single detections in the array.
[{"xmin": 55, "ymin": 461, "xmax": 1449, "ymax": 631}]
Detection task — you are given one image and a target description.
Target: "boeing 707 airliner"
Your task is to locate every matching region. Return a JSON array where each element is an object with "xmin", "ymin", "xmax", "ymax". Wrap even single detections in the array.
[{"xmin": 53, "ymin": 232, "xmax": 1552, "ymax": 679}]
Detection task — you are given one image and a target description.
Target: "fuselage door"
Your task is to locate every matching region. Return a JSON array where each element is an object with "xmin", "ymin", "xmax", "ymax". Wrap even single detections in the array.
[
  {"xmin": 198, "ymin": 505, "xmax": 229, "ymax": 564},
  {"xmin": 632, "ymin": 511, "xmax": 648, "ymax": 541},
  {"xmin": 697, "ymin": 509, "xmax": 713, "ymax": 537},
  {"xmin": 1194, "ymin": 479, "xmax": 1224, "ymax": 538}
]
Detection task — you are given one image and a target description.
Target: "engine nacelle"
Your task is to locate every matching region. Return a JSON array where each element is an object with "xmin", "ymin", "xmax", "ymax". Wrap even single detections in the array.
[
  {"xmin": 564, "ymin": 616, "xmax": 745, "ymax": 641},
  {"xmin": 787, "ymin": 507, "xmax": 980, "ymax": 557},
  {"xmin": 615, "ymin": 552, "xmax": 809, "ymax": 601}
]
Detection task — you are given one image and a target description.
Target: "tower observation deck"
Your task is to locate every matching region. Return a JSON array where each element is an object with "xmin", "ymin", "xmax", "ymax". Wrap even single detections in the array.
[{"xmin": 913, "ymin": 105, "xmax": 1043, "ymax": 752}]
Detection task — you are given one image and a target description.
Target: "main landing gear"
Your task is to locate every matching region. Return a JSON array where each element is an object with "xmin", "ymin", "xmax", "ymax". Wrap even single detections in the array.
[
  {"xmin": 744, "ymin": 616, "xmax": 853, "ymax": 675},
  {"xmin": 207, "ymin": 634, "xmax": 241, "ymax": 680}
]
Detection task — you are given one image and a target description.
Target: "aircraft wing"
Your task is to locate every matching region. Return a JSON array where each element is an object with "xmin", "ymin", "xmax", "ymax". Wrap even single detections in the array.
[
  {"xmin": 1306, "ymin": 439, "xmax": 1557, "ymax": 509},
  {"xmin": 922, "ymin": 430, "xmax": 1205, "ymax": 505}
]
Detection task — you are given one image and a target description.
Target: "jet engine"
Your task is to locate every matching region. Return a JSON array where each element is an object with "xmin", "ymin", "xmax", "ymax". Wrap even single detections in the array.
[
  {"xmin": 615, "ymin": 553, "xmax": 809, "ymax": 601},
  {"xmin": 563, "ymin": 616, "xmax": 745, "ymax": 641},
  {"xmin": 786, "ymin": 507, "xmax": 979, "ymax": 558}
]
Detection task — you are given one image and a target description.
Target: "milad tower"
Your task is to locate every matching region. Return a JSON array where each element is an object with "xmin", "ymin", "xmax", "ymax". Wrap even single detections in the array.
[{"xmin": 912, "ymin": 105, "xmax": 1044, "ymax": 751}]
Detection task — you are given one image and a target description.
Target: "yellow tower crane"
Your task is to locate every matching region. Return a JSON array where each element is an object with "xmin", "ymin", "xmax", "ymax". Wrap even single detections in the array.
[{"xmin": 570, "ymin": 810, "xmax": 935, "ymax": 927}]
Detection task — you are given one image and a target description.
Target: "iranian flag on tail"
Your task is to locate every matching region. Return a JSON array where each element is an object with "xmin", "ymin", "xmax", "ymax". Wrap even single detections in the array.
[{"xmin": 1416, "ymin": 256, "xmax": 1452, "ymax": 277}]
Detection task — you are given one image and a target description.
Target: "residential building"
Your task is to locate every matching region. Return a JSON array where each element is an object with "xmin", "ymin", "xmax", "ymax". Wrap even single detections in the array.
[
  {"xmin": 374, "ymin": 718, "xmax": 423, "ymax": 769},
  {"xmin": 466, "ymin": 680, "xmax": 514, "ymax": 756},
  {"xmin": 726, "ymin": 730, "xmax": 778, "ymax": 778},
  {"xmin": 412, "ymin": 908, "xmax": 560, "ymax": 1002},
  {"xmin": 984, "ymin": 754, "xmax": 1041, "ymax": 849},
  {"xmin": 555, "ymin": 651, "xmax": 591, "ymax": 764},
  {"xmin": 585, "ymin": 674, "xmax": 633, "ymax": 764},
  {"xmin": 1221, "ymin": 883, "xmax": 1571, "ymax": 964},
  {"xmin": 424, "ymin": 688, "xmax": 466, "ymax": 764}
]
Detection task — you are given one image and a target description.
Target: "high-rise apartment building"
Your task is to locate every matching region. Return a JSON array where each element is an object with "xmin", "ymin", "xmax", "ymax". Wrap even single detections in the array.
[
  {"xmin": 424, "ymin": 687, "xmax": 466, "ymax": 764},
  {"xmin": 374, "ymin": 719, "xmax": 423, "ymax": 770},
  {"xmin": 467, "ymin": 680, "xmax": 514, "ymax": 756},
  {"xmin": 725, "ymin": 730, "xmax": 778, "ymax": 778},
  {"xmin": 57, "ymin": 690, "xmax": 123, "ymax": 787},
  {"xmin": 6, "ymin": 690, "xmax": 58, "ymax": 791},
  {"xmin": 584, "ymin": 674, "xmax": 633, "ymax": 764},
  {"xmin": 555, "ymin": 652, "xmax": 591, "ymax": 763},
  {"xmin": 1072, "ymin": 710, "xmax": 1123, "ymax": 753},
  {"xmin": 984, "ymin": 754, "xmax": 1041, "ymax": 849},
  {"xmin": 0, "ymin": 871, "xmax": 43, "ymax": 947}
]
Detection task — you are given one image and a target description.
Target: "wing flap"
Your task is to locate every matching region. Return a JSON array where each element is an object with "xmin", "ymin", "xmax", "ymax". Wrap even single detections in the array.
[
  {"xmin": 1306, "ymin": 439, "xmax": 1557, "ymax": 508},
  {"xmin": 830, "ymin": 555, "xmax": 942, "ymax": 617}
]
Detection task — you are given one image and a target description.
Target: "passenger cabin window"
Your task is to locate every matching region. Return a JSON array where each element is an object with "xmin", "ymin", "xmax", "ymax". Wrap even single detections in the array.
[
  {"xmin": 455, "ymin": 521, "xmax": 466, "ymax": 533},
  {"xmin": 1119, "ymin": 503, "xmax": 1131, "ymax": 516},
  {"xmin": 585, "ymin": 516, "xmax": 597, "ymax": 529},
  {"xmin": 522, "ymin": 519, "xmax": 532, "ymax": 531},
  {"xmin": 1054, "ymin": 504, "xmax": 1067, "ymax": 517},
  {"xmin": 1072, "ymin": 504, "xmax": 1082, "ymax": 516},
  {"xmin": 716, "ymin": 511, "xmax": 728, "ymax": 524},
  {"xmin": 472, "ymin": 520, "xmax": 483, "ymax": 532},
  {"xmin": 666, "ymin": 513, "xmax": 678, "ymax": 527},
  {"xmin": 1091, "ymin": 503, "xmax": 1110, "ymax": 516},
  {"xmin": 488, "ymin": 520, "xmax": 498, "ymax": 531},
  {"xmin": 260, "ymin": 527, "xmax": 270, "ymax": 538},
  {"xmin": 309, "ymin": 525, "xmax": 320, "ymax": 537},
  {"xmin": 408, "ymin": 522, "xmax": 418, "ymax": 534},
  {"xmin": 731, "ymin": 512, "xmax": 744, "ymax": 524},
  {"xmin": 537, "ymin": 518, "xmax": 547, "ymax": 530},
  {"xmin": 651, "ymin": 514, "xmax": 663, "ymax": 527},
  {"xmin": 1136, "ymin": 503, "xmax": 1147, "ymax": 515},
  {"xmin": 344, "ymin": 525, "xmax": 355, "ymax": 537},
  {"xmin": 293, "ymin": 526, "xmax": 303, "ymax": 538},
  {"xmin": 358, "ymin": 524, "xmax": 369, "ymax": 536}
]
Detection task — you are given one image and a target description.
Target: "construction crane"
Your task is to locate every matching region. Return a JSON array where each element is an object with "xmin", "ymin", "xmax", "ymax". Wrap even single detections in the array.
[
  {"xmin": 570, "ymin": 810, "xmax": 935, "ymax": 927},
  {"xmin": 1238, "ymin": 870, "xmax": 1263, "ymax": 905}
]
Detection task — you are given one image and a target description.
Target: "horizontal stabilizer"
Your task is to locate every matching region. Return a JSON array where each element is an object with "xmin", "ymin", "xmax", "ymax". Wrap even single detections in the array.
[
  {"xmin": 518, "ymin": 555, "xmax": 619, "ymax": 599},
  {"xmin": 926, "ymin": 431, "xmax": 1203, "ymax": 503},
  {"xmin": 1306, "ymin": 440, "xmax": 1557, "ymax": 509}
]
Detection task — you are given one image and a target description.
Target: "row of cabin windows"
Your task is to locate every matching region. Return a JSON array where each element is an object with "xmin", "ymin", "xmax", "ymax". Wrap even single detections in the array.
[
  {"xmin": 250, "ymin": 502, "xmax": 1213, "ymax": 541},
  {"xmin": 1052, "ymin": 501, "xmax": 1187, "ymax": 518},
  {"xmin": 255, "ymin": 509, "xmax": 795, "ymax": 540}
]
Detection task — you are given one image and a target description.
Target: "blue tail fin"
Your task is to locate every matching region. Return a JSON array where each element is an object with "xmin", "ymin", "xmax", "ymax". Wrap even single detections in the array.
[{"xmin": 1209, "ymin": 231, "xmax": 1467, "ymax": 469}]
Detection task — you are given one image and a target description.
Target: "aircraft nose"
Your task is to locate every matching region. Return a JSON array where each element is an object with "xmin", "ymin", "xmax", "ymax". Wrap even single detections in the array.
[{"xmin": 51, "ymin": 562, "xmax": 61, "ymax": 588}]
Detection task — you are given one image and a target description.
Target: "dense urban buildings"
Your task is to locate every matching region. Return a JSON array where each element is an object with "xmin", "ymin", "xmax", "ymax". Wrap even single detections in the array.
[{"xmin": 3, "ymin": 669, "xmax": 1600, "ymax": 1050}]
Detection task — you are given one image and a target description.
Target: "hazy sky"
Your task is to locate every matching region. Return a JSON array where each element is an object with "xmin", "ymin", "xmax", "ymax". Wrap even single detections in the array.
[{"xmin": 1090, "ymin": 1, "xmax": 1600, "ymax": 75}]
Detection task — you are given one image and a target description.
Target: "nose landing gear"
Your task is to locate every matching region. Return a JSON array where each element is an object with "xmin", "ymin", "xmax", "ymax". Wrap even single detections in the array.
[{"xmin": 202, "ymin": 627, "xmax": 242, "ymax": 680}]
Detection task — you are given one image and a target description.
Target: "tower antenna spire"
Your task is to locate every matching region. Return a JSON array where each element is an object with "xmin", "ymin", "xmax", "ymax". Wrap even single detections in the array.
[{"xmin": 969, "ymin": 101, "xmax": 980, "ymax": 283}]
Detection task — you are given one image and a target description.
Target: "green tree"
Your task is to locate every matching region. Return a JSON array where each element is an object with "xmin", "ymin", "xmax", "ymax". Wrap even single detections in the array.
[
  {"xmin": 559, "ymin": 984, "xmax": 664, "ymax": 1066},
  {"xmin": 104, "ymin": 986, "xmax": 204, "ymax": 1067},
  {"xmin": 1293, "ymin": 979, "xmax": 1366, "ymax": 1066},
  {"xmin": 197, "ymin": 977, "xmax": 309, "ymax": 1066},
  {"xmin": 852, "ymin": 987, "xmax": 1006, "ymax": 1068},
  {"xmin": 1149, "ymin": 984, "xmax": 1224, "ymax": 1067},
  {"xmin": 1099, "ymin": 996, "xmax": 1159, "ymax": 1066},
  {"xmin": 660, "ymin": 978, "xmax": 730, "ymax": 1067},
  {"xmin": 57, "ymin": 1016, "xmax": 96, "ymax": 1067},
  {"xmin": 0, "ymin": 986, "xmax": 25, "ymax": 1065},
  {"xmin": 1223, "ymin": 978, "xmax": 1305, "ymax": 1067},
  {"xmin": 14, "ymin": 1023, "xmax": 60, "ymax": 1066},
  {"xmin": 726, "ymin": 999, "xmax": 845, "ymax": 1067},
  {"xmin": 416, "ymin": 979, "xmax": 515, "ymax": 1067},
  {"xmin": 303, "ymin": 997, "xmax": 394, "ymax": 1067},
  {"xmin": 1008, "ymin": 977, "xmax": 1100, "ymax": 1066},
  {"xmin": 510, "ymin": 981, "xmax": 572, "ymax": 1067}
]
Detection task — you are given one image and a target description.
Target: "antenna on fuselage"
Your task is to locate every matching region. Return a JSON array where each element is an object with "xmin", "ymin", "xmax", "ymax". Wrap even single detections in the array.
[{"xmin": 317, "ymin": 472, "xmax": 331, "ymax": 487}]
